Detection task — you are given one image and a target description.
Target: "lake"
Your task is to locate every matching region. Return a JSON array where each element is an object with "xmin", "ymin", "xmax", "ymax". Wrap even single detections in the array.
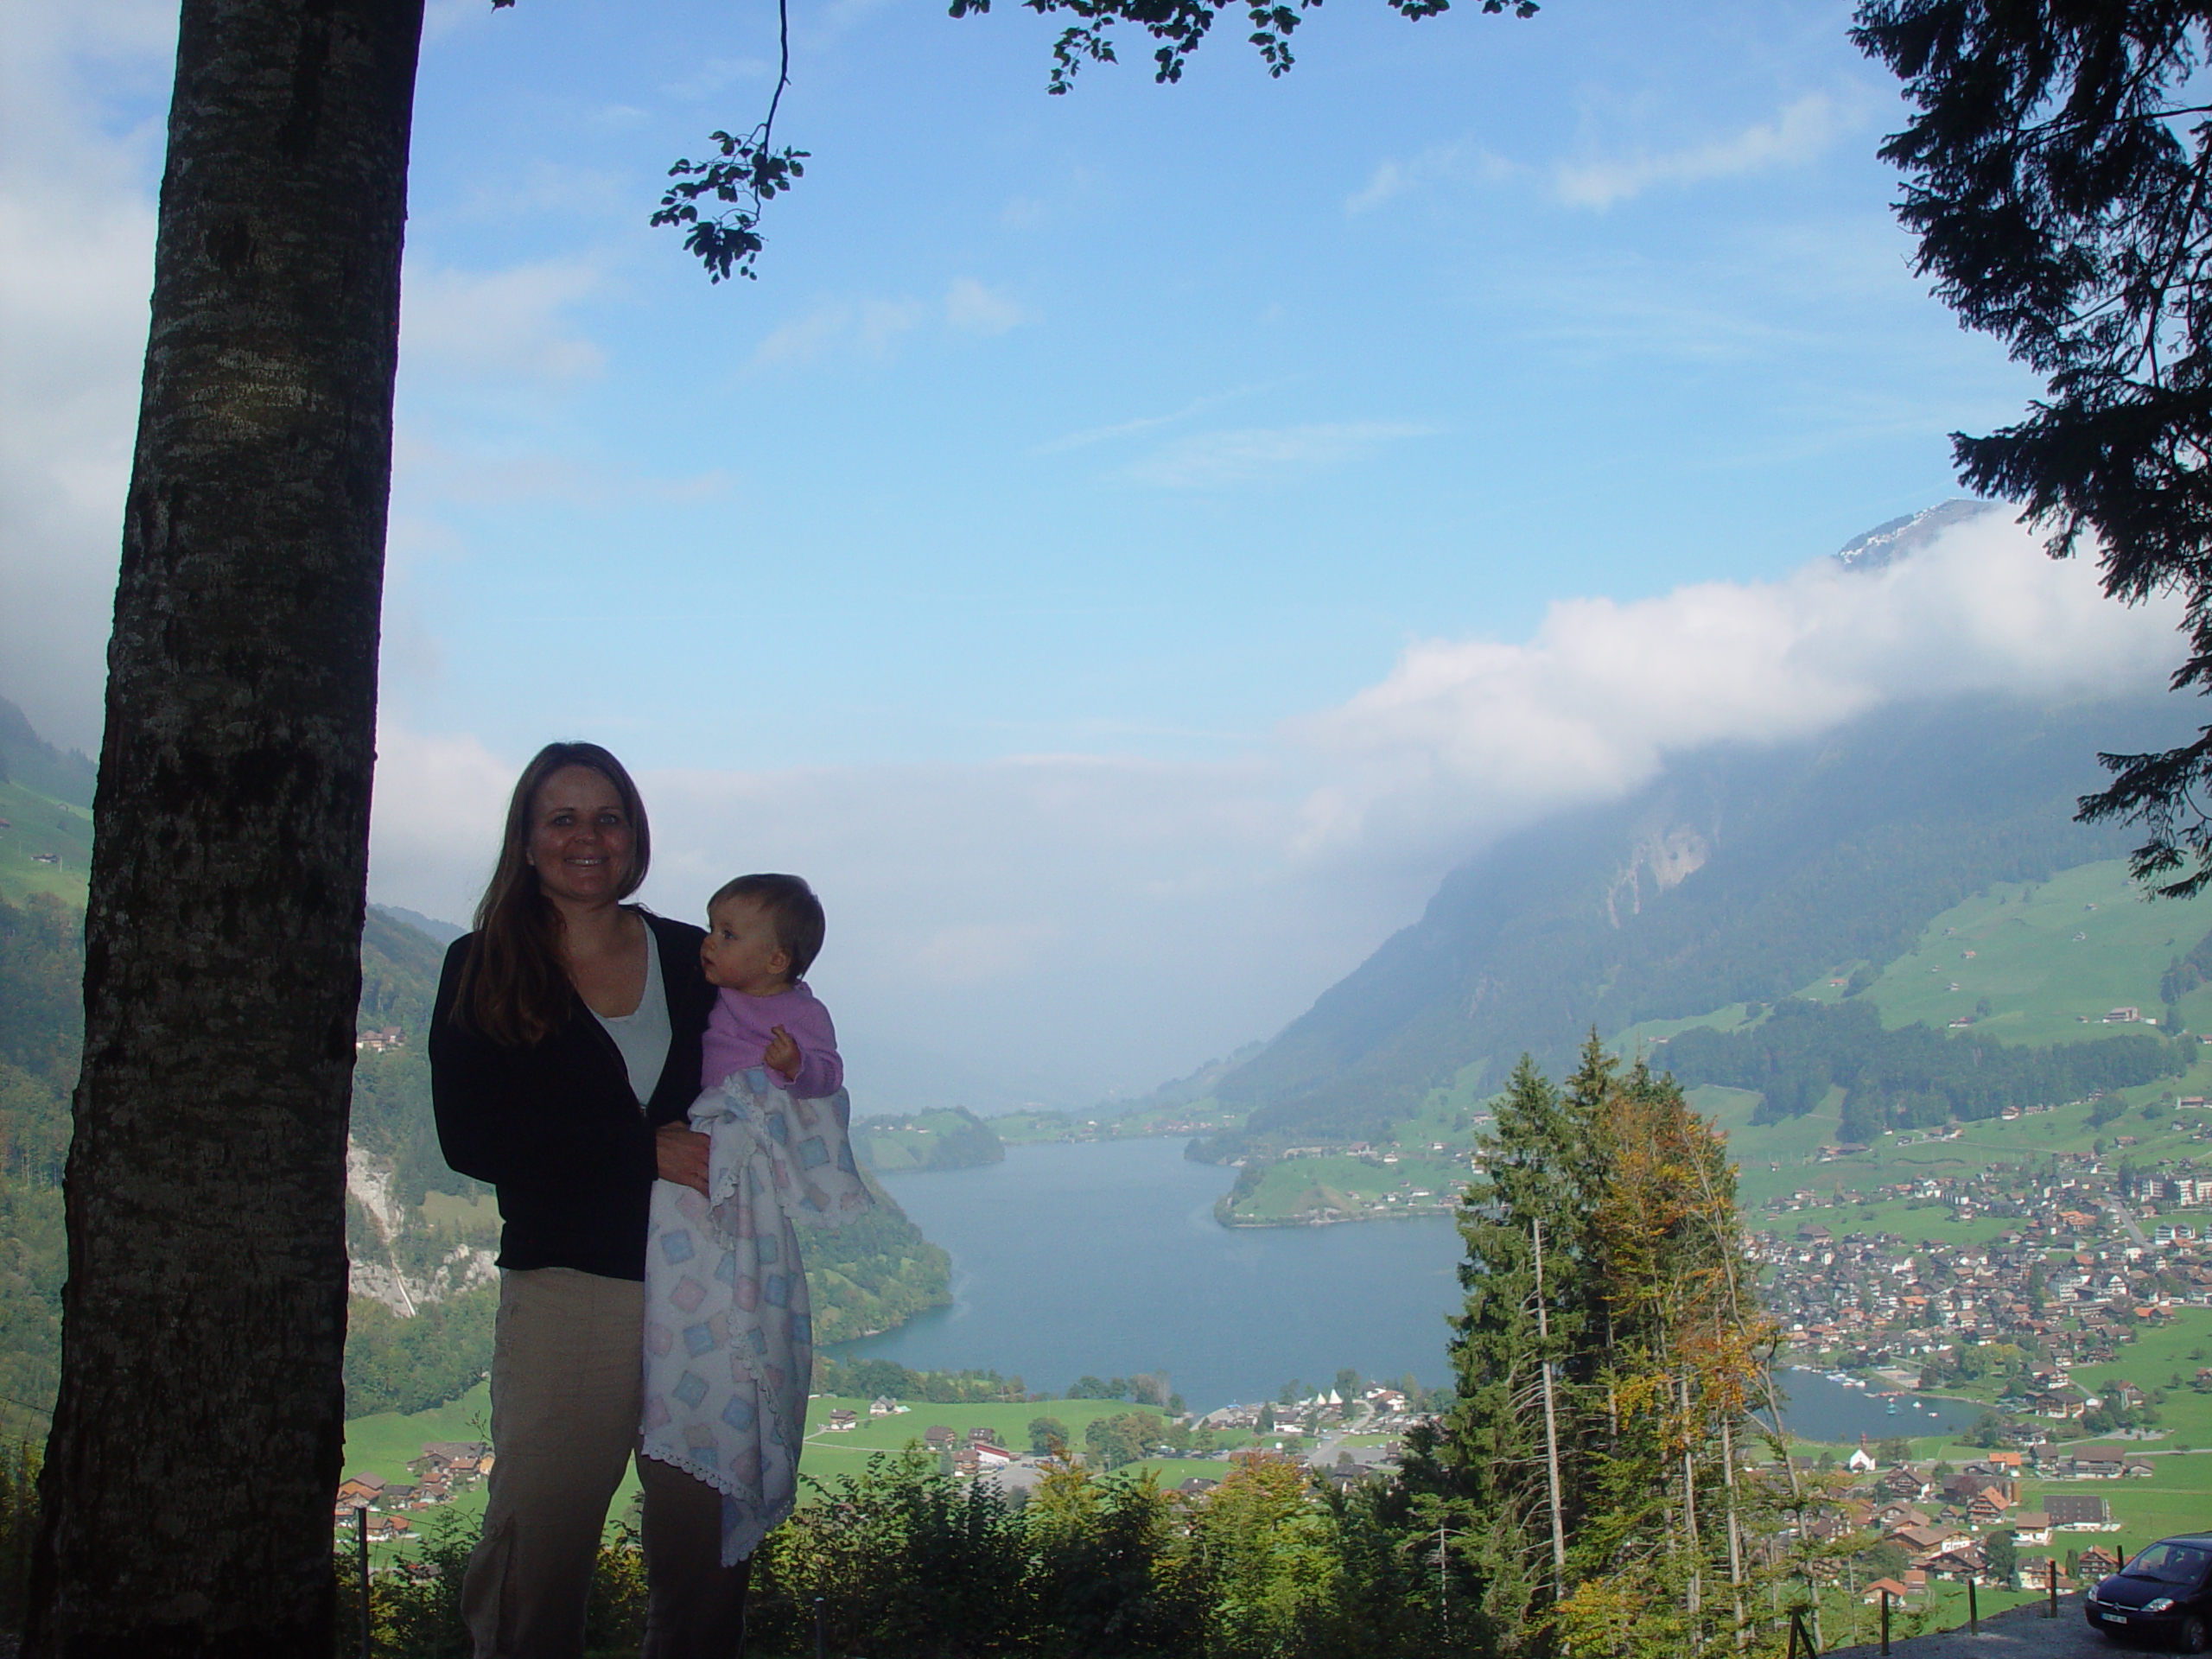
[
  {"xmin": 828, "ymin": 1138, "xmax": 1464, "ymax": 1412},
  {"xmin": 828, "ymin": 1140, "xmax": 1987, "ymax": 1436},
  {"xmin": 1770, "ymin": 1368, "xmax": 1984, "ymax": 1446}
]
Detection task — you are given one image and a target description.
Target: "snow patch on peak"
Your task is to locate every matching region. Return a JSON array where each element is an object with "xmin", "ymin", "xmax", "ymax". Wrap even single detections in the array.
[{"xmin": 1834, "ymin": 499, "xmax": 2005, "ymax": 572}]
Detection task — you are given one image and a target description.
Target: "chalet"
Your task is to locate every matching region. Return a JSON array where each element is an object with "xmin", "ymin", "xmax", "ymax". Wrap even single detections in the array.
[
  {"xmin": 1967, "ymin": 1491, "xmax": 2015, "ymax": 1526},
  {"xmin": 1872, "ymin": 1503, "xmax": 1930, "ymax": 1533},
  {"xmin": 2012, "ymin": 1511, "xmax": 2052, "ymax": 1546},
  {"xmin": 925, "ymin": 1426, "xmax": 957, "ymax": 1452},
  {"xmin": 967, "ymin": 1427, "xmax": 1000, "ymax": 1446},
  {"xmin": 1177, "ymin": 1478, "xmax": 1219, "ymax": 1497},
  {"xmin": 1890, "ymin": 1524, "xmax": 1965, "ymax": 1556},
  {"xmin": 378, "ymin": 1483, "xmax": 418, "ymax": 1509},
  {"xmin": 1945, "ymin": 1471, "xmax": 2015, "ymax": 1503},
  {"xmin": 1880, "ymin": 1465, "xmax": 1932, "ymax": 1501},
  {"xmin": 1922, "ymin": 1545, "xmax": 1987, "ymax": 1582},
  {"xmin": 365, "ymin": 1514, "xmax": 413, "ymax": 1543},
  {"xmin": 2043, "ymin": 1493, "xmax": 2113, "ymax": 1529},
  {"xmin": 826, "ymin": 1409, "xmax": 858, "ymax": 1432},
  {"xmin": 2032, "ymin": 1387, "xmax": 2089, "ymax": 1420},
  {"xmin": 2016, "ymin": 1558, "xmax": 2074, "ymax": 1593},
  {"xmin": 410, "ymin": 1442, "xmax": 489, "ymax": 1477},
  {"xmin": 1861, "ymin": 1578, "xmax": 1913, "ymax": 1605},
  {"xmin": 951, "ymin": 1446, "xmax": 981, "ymax": 1478},
  {"xmin": 974, "ymin": 1443, "xmax": 1013, "ymax": 1469},
  {"xmin": 868, "ymin": 1396, "xmax": 904, "ymax": 1416},
  {"xmin": 2080, "ymin": 1546, "xmax": 2125, "ymax": 1579},
  {"xmin": 336, "ymin": 1474, "xmax": 385, "ymax": 1505}
]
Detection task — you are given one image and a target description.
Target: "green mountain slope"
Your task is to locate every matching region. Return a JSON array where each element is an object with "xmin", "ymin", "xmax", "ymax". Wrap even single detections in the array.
[
  {"xmin": 1203, "ymin": 696, "xmax": 2195, "ymax": 1156},
  {"xmin": 0, "ymin": 698, "xmax": 95, "ymax": 810},
  {"xmin": 856, "ymin": 1105, "xmax": 1007, "ymax": 1171}
]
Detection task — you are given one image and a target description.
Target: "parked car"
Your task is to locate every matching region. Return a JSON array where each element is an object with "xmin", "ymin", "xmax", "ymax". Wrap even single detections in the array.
[{"xmin": 2086, "ymin": 1535, "xmax": 2212, "ymax": 1650}]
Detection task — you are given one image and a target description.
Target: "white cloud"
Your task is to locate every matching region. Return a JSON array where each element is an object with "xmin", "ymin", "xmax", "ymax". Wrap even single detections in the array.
[
  {"xmin": 1287, "ymin": 508, "xmax": 2177, "ymax": 866},
  {"xmin": 1127, "ymin": 422, "xmax": 1438, "ymax": 489},
  {"xmin": 751, "ymin": 296, "xmax": 928, "ymax": 366},
  {"xmin": 398, "ymin": 257, "xmax": 609, "ymax": 385},
  {"xmin": 0, "ymin": 0, "xmax": 170, "ymax": 751},
  {"xmin": 1554, "ymin": 92, "xmax": 1856, "ymax": 210},
  {"xmin": 391, "ymin": 430, "xmax": 730, "ymax": 509},
  {"xmin": 371, "ymin": 509, "xmax": 2184, "ymax": 1109},
  {"xmin": 944, "ymin": 276, "xmax": 1028, "ymax": 337},
  {"xmin": 1031, "ymin": 382, "xmax": 1280, "ymax": 456},
  {"xmin": 750, "ymin": 283, "xmax": 1028, "ymax": 367},
  {"xmin": 1344, "ymin": 140, "xmax": 1516, "ymax": 214}
]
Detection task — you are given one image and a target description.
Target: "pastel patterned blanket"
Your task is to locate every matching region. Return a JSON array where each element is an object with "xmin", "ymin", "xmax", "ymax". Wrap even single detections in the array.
[{"xmin": 640, "ymin": 1069, "xmax": 873, "ymax": 1565}]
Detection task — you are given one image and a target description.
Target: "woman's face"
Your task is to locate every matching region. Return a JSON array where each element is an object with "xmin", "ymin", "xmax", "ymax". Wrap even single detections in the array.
[{"xmin": 525, "ymin": 765, "xmax": 635, "ymax": 910}]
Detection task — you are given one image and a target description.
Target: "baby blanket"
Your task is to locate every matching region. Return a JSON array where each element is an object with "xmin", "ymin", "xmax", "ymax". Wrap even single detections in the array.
[{"xmin": 640, "ymin": 1068, "xmax": 873, "ymax": 1565}]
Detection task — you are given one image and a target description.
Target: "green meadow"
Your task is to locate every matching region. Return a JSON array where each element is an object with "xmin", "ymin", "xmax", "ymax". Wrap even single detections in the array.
[
  {"xmin": 0, "ymin": 779, "xmax": 91, "ymax": 906},
  {"xmin": 1850, "ymin": 861, "xmax": 2212, "ymax": 1046},
  {"xmin": 1229, "ymin": 1153, "xmax": 1469, "ymax": 1224}
]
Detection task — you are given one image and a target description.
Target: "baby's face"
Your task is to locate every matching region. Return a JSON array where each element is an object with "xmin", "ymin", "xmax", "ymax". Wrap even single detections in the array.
[{"xmin": 702, "ymin": 897, "xmax": 792, "ymax": 996}]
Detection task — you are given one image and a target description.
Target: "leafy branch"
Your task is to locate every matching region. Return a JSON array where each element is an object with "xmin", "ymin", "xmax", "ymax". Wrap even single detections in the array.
[
  {"xmin": 647, "ymin": 0, "xmax": 810, "ymax": 281},
  {"xmin": 945, "ymin": 0, "xmax": 1535, "ymax": 94}
]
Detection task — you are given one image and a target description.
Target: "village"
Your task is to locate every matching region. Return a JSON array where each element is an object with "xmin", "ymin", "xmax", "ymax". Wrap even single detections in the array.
[
  {"xmin": 334, "ymin": 1441, "xmax": 492, "ymax": 1543},
  {"xmin": 1794, "ymin": 1442, "xmax": 2135, "ymax": 1606},
  {"xmin": 1752, "ymin": 1138, "xmax": 2212, "ymax": 1375}
]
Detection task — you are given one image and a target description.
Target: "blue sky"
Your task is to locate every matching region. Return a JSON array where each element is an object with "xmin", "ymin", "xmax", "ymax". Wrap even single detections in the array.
[{"xmin": 0, "ymin": 0, "xmax": 2183, "ymax": 1109}]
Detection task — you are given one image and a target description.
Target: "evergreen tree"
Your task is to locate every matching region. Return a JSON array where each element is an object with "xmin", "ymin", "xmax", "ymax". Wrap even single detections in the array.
[{"xmin": 1413, "ymin": 1041, "xmax": 1798, "ymax": 1657}]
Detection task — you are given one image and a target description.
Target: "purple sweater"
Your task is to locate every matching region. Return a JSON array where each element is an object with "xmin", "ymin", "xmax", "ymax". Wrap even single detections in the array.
[{"xmin": 701, "ymin": 981, "xmax": 844, "ymax": 1100}]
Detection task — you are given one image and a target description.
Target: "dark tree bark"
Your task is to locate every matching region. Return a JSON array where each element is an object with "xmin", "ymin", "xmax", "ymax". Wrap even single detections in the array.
[{"xmin": 24, "ymin": 1, "xmax": 425, "ymax": 1653}]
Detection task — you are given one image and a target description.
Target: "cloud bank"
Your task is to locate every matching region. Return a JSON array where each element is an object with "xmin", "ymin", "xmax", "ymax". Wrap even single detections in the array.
[{"xmin": 370, "ymin": 508, "xmax": 2184, "ymax": 1111}]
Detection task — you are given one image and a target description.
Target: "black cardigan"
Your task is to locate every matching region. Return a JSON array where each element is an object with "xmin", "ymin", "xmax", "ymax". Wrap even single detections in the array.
[{"xmin": 429, "ymin": 910, "xmax": 718, "ymax": 1281}]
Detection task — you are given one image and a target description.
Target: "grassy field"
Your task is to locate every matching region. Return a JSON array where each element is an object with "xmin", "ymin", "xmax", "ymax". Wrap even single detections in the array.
[
  {"xmin": 1849, "ymin": 861, "xmax": 2212, "ymax": 1045},
  {"xmin": 1684, "ymin": 1061, "xmax": 2212, "ymax": 1217},
  {"xmin": 418, "ymin": 1191, "xmax": 498, "ymax": 1229},
  {"xmin": 988, "ymin": 1102, "xmax": 1247, "ymax": 1145},
  {"xmin": 339, "ymin": 1388, "xmax": 1242, "ymax": 1560},
  {"xmin": 852, "ymin": 1110, "xmax": 996, "ymax": 1172},
  {"xmin": 1227, "ymin": 1152, "xmax": 1469, "ymax": 1223},
  {"xmin": 0, "ymin": 779, "xmax": 91, "ymax": 906}
]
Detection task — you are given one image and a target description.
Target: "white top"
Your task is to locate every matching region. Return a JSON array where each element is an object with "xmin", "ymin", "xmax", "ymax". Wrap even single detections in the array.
[{"xmin": 590, "ymin": 920, "xmax": 671, "ymax": 1105}]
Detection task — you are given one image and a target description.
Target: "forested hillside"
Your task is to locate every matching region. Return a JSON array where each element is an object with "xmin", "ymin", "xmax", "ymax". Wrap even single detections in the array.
[
  {"xmin": 855, "ymin": 1105, "xmax": 1007, "ymax": 1171},
  {"xmin": 1659, "ymin": 997, "xmax": 2187, "ymax": 1143},
  {"xmin": 1199, "ymin": 695, "xmax": 2189, "ymax": 1159}
]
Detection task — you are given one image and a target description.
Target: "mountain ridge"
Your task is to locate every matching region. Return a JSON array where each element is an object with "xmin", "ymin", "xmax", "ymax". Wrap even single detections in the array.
[{"xmin": 1196, "ymin": 693, "xmax": 2197, "ymax": 1158}]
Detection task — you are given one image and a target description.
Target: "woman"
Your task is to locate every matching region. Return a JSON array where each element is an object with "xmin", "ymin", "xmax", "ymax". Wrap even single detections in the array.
[{"xmin": 429, "ymin": 741, "xmax": 746, "ymax": 1659}]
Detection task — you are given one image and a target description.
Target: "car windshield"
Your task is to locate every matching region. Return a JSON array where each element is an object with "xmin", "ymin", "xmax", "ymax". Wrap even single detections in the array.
[{"xmin": 2126, "ymin": 1543, "xmax": 2211, "ymax": 1584}]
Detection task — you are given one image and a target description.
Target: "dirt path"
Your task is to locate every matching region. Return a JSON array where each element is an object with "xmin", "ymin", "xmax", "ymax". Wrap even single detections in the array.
[{"xmin": 1822, "ymin": 1600, "xmax": 2117, "ymax": 1659}]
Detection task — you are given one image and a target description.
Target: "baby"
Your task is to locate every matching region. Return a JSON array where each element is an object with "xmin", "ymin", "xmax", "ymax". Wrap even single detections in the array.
[
  {"xmin": 699, "ymin": 872, "xmax": 843, "ymax": 1099},
  {"xmin": 644, "ymin": 872, "xmax": 861, "ymax": 1568}
]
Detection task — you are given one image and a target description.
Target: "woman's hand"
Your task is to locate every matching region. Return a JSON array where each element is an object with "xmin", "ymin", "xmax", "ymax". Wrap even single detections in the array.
[{"xmin": 654, "ymin": 1122, "xmax": 711, "ymax": 1195}]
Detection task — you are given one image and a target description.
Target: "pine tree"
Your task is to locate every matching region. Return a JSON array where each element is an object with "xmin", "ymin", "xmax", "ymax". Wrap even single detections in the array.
[{"xmin": 1414, "ymin": 1041, "xmax": 1803, "ymax": 1657}]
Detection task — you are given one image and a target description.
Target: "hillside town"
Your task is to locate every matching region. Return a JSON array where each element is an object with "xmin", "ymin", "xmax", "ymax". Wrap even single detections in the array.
[
  {"xmin": 333, "ymin": 1442, "xmax": 492, "ymax": 1542},
  {"xmin": 1790, "ymin": 1443, "xmax": 2138, "ymax": 1602},
  {"xmin": 1754, "ymin": 1144, "xmax": 2212, "ymax": 1375}
]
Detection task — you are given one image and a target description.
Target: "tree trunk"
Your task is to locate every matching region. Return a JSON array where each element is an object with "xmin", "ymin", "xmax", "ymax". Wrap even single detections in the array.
[{"xmin": 24, "ymin": 1, "xmax": 423, "ymax": 1651}]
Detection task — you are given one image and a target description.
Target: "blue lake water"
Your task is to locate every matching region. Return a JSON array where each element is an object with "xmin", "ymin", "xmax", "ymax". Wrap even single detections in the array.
[
  {"xmin": 828, "ymin": 1138, "xmax": 1464, "ymax": 1413},
  {"xmin": 1770, "ymin": 1369, "xmax": 1983, "ymax": 1445},
  {"xmin": 827, "ymin": 1139, "xmax": 1980, "ymax": 1437}
]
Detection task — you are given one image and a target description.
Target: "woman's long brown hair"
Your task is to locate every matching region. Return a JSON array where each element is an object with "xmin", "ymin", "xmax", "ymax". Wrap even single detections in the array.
[{"xmin": 451, "ymin": 741, "xmax": 652, "ymax": 1046}]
